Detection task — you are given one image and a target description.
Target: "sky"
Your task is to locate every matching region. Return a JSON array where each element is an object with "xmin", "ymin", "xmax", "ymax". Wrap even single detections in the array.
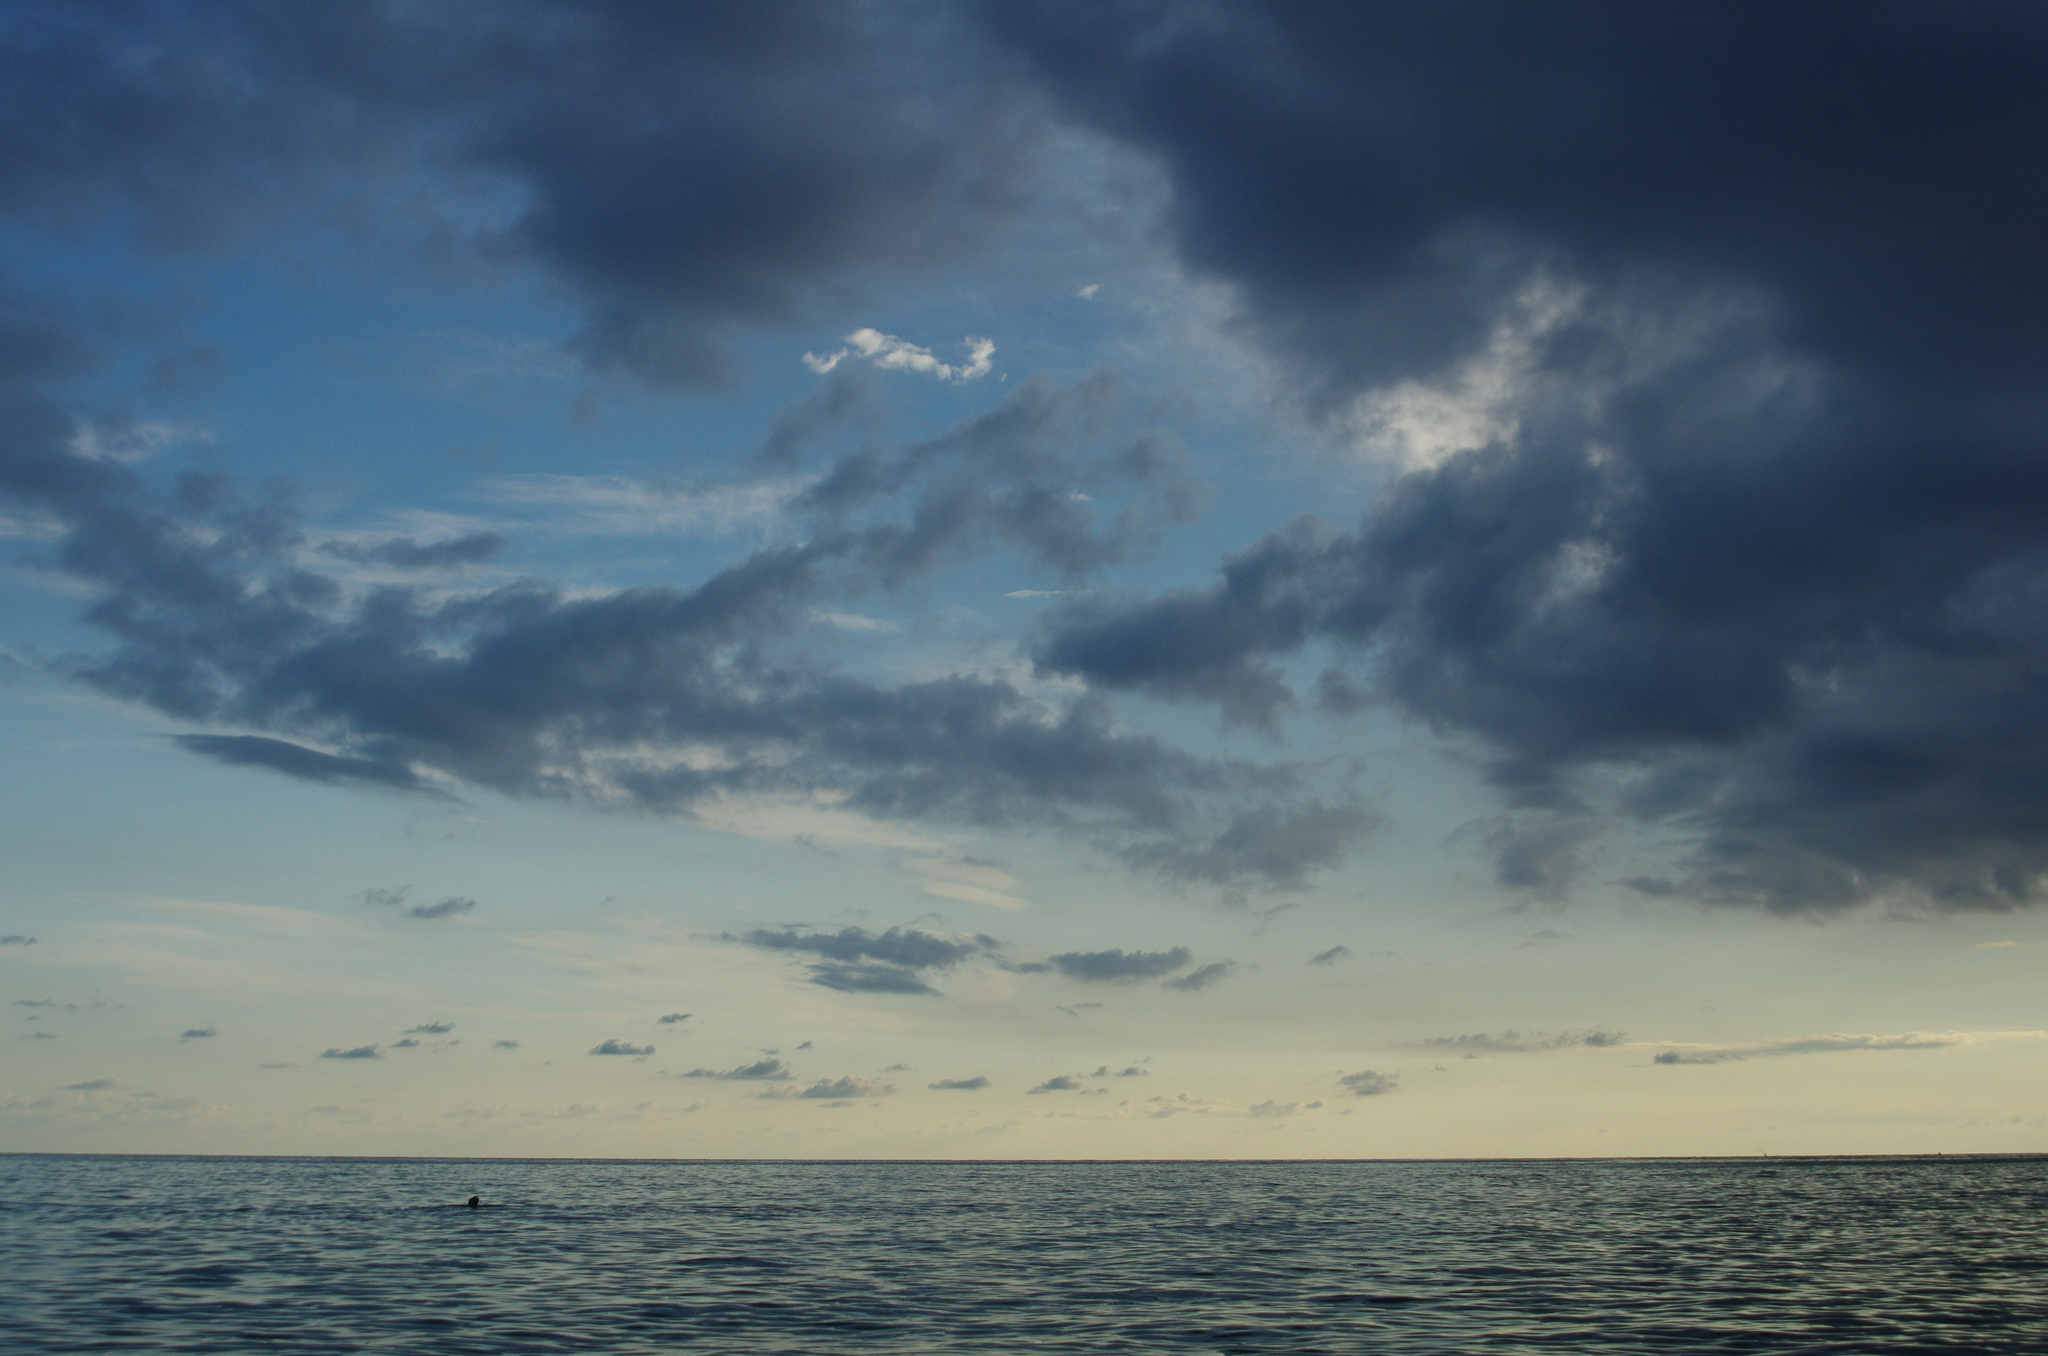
[{"xmin": 4, "ymin": 1, "xmax": 2047, "ymax": 1159}]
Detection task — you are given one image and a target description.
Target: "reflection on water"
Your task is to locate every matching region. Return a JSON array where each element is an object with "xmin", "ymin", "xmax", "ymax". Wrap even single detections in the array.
[{"xmin": 6, "ymin": 1155, "xmax": 2046, "ymax": 1352}]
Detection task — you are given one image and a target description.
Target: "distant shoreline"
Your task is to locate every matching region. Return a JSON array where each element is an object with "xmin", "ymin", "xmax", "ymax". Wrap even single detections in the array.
[{"xmin": 6, "ymin": 1150, "xmax": 2043, "ymax": 1165}]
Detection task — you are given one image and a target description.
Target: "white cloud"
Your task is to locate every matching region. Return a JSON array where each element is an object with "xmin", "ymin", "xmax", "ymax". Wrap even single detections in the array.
[
  {"xmin": 472, "ymin": 474, "xmax": 805, "ymax": 538},
  {"xmin": 811, "ymin": 611, "xmax": 901, "ymax": 634},
  {"xmin": 1343, "ymin": 277, "xmax": 1581, "ymax": 472},
  {"xmin": 1077, "ymin": 284, "xmax": 1100, "ymax": 300},
  {"xmin": 803, "ymin": 328, "xmax": 995, "ymax": 383},
  {"xmin": 907, "ymin": 856, "xmax": 1030, "ymax": 911},
  {"xmin": 69, "ymin": 420, "xmax": 214, "ymax": 464}
]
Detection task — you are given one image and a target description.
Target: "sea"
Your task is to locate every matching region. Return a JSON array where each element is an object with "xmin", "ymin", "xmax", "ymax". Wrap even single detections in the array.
[{"xmin": 4, "ymin": 1155, "xmax": 2045, "ymax": 1353}]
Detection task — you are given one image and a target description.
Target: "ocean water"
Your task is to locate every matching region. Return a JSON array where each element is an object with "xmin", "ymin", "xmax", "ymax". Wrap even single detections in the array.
[{"xmin": 4, "ymin": 1155, "xmax": 2045, "ymax": 1353}]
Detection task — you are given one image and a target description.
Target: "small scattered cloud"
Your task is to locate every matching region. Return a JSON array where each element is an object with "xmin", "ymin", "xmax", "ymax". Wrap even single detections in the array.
[
  {"xmin": 1308, "ymin": 946, "xmax": 1352, "ymax": 965},
  {"xmin": 1976, "ymin": 941, "xmax": 2019, "ymax": 949},
  {"xmin": 29, "ymin": 1031, "xmax": 55, "ymax": 1039},
  {"xmin": 803, "ymin": 328, "xmax": 994, "ymax": 383},
  {"xmin": 729, "ymin": 925, "xmax": 1001, "ymax": 996},
  {"xmin": 1054, "ymin": 1002, "xmax": 1104, "ymax": 1017},
  {"xmin": 1043, "ymin": 947, "xmax": 1192, "ymax": 983},
  {"xmin": 492, "ymin": 1040, "xmax": 519, "ymax": 1049},
  {"xmin": 657, "ymin": 1012, "xmax": 692, "ymax": 1025},
  {"xmin": 682, "ymin": 1058, "xmax": 792, "ymax": 1080},
  {"xmin": 405, "ymin": 1022, "xmax": 454, "ymax": 1034},
  {"xmin": 65, "ymin": 1079, "xmax": 119, "ymax": 1091},
  {"xmin": 358, "ymin": 886, "xmax": 475, "ymax": 918},
  {"xmin": 1338, "ymin": 1070, "xmax": 1397, "ymax": 1097},
  {"xmin": 1028, "ymin": 1075, "xmax": 1084, "ymax": 1094},
  {"xmin": 1248, "ymin": 1100, "xmax": 1297, "ymax": 1118},
  {"xmin": 1418, "ymin": 1028, "xmax": 1627, "ymax": 1056},
  {"xmin": 1077, "ymin": 284, "xmax": 1101, "ymax": 300},
  {"xmin": 797, "ymin": 1076, "xmax": 890, "ymax": 1100},
  {"xmin": 179, "ymin": 1027, "xmax": 216, "ymax": 1039},
  {"xmin": 321, "ymin": 1045, "xmax": 380, "ymax": 1060},
  {"xmin": 590, "ymin": 1039, "xmax": 654, "ymax": 1057},
  {"xmin": 1090, "ymin": 1065, "xmax": 1148, "ymax": 1078},
  {"xmin": 1162, "ymin": 961, "xmax": 1236, "ymax": 992},
  {"xmin": 392, "ymin": 1037, "xmax": 420, "ymax": 1048},
  {"xmin": 406, "ymin": 897, "xmax": 476, "ymax": 920},
  {"xmin": 928, "ymin": 1076, "xmax": 991, "ymax": 1090},
  {"xmin": 1654, "ymin": 1032, "xmax": 1963, "ymax": 1065},
  {"xmin": 0, "ymin": 935, "xmax": 35, "ymax": 946}
]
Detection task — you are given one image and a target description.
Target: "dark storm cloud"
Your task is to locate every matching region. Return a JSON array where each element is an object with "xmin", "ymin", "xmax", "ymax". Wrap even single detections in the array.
[
  {"xmin": 590, "ymin": 1039, "xmax": 652, "ymax": 1056},
  {"xmin": 1419, "ymin": 1029, "xmax": 1626, "ymax": 1056},
  {"xmin": 320, "ymin": 1045, "xmax": 379, "ymax": 1060},
  {"xmin": 1044, "ymin": 947, "xmax": 1191, "ymax": 982},
  {"xmin": 0, "ymin": 1, "xmax": 1036, "ymax": 389},
  {"xmin": 984, "ymin": 1, "xmax": 2048, "ymax": 401},
  {"xmin": 928, "ymin": 1075, "xmax": 991, "ymax": 1090},
  {"xmin": 999, "ymin": 3, "xmax": 2048, "ymax": 914},
  {"xmin": 682, "ymin": 1058, "xmax": 792, "ymax": 1081}
]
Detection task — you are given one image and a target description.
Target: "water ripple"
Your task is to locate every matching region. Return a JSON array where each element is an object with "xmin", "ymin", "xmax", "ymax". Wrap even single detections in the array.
[{"xmin": 4, "ymin": 1156, "xmax": 2046, "ymax": 1353}]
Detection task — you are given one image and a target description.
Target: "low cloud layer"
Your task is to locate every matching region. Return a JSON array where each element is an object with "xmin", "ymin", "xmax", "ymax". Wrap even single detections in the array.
[
  {"xmin": 590, "ymin": 1039, "xmax": 653, "ymax": 1057},
  {"xmin": 1162, "ymin": 961, "xmax": 1236, "ymax": 992},
  {"xmin": 728, "ymin": 926, "xmax": 1002, "ymax": 996},
  {"xmin": 1419, "ymin": 1029, "xmax": 1627, "ymax": 1056},
  {"xmin": 682, "ymin": 1058, "xmax": 793, "ymax": 1081},
  {"xmin": 1654, "ymin": 1033, "xmax": 1961, "ymax": 1066},
  {"xmin": 1, "ymin": 323, "xmax": 1354, "ymax": 898},
  {"xmin": 1038, "ymin": 948, "xmax": 1192, "ymax": 983}
]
